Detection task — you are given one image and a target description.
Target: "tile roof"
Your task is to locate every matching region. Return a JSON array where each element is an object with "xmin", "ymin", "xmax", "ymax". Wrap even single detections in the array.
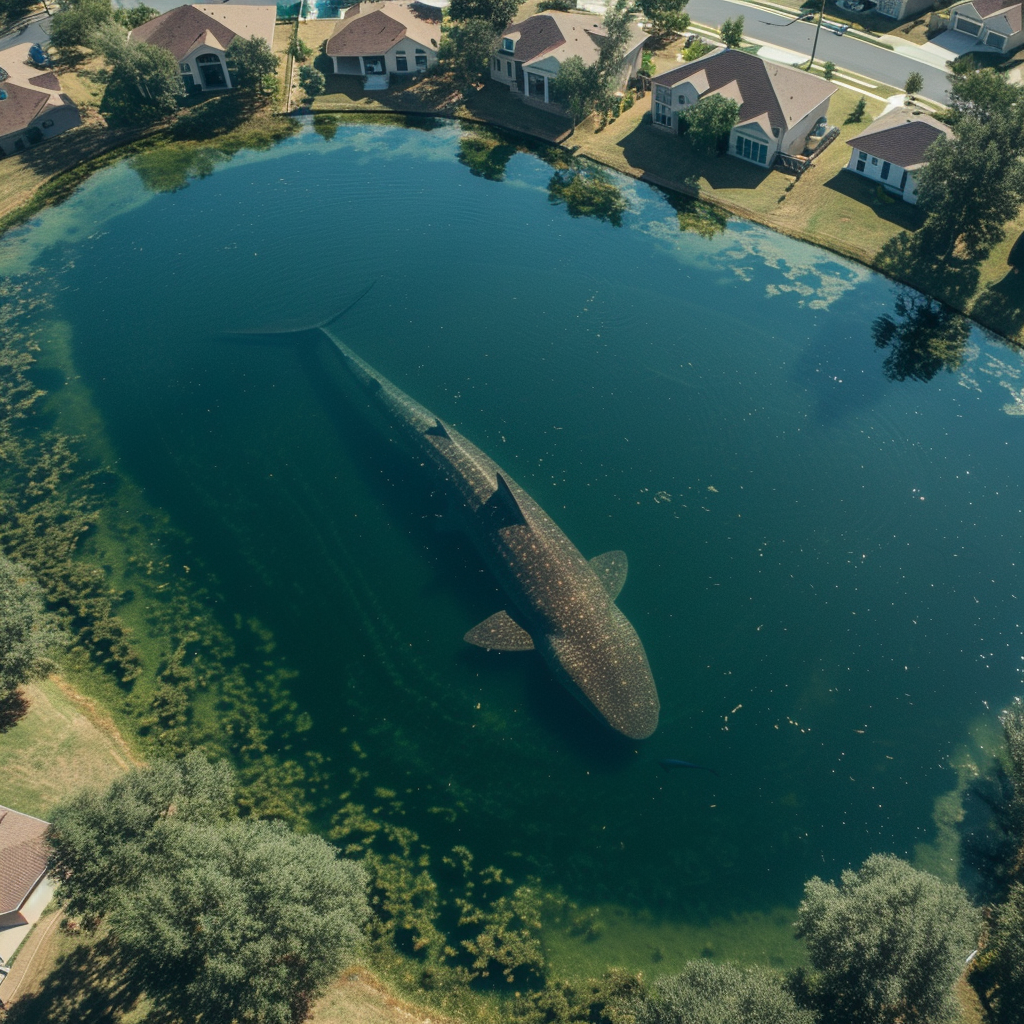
[
  {"xmin": 326, "ymin": 1, "xmax": 440, "ymax": 57},
  {"xmin": 498, "ymin": 11, "xmax": 647, "ymax": 69},
  {"xmin": 0, "ymin": 806, "xmax": 49, "ymax": 917},
  {"xmin": 130, "ymin": 4, "xmax": 276, "ymax": 61},
  {"xmin": 651, "ymin": 48, "xmax": 837, "ymax": 136},
  {"xmin": 846, "ymin": 108, "xmax": 952, "ymax": 170}
]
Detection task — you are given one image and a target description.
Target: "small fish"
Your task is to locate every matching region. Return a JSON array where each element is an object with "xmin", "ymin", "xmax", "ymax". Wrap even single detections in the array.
[{"xmin": 659, "ymin": 759, "xmax": 719, "ymax": 776}]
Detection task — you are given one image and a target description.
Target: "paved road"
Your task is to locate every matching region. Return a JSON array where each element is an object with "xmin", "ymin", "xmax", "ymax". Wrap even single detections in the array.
[{"xmin": 687, "ymin": 0, "xmax": 953, "ymax": 101}]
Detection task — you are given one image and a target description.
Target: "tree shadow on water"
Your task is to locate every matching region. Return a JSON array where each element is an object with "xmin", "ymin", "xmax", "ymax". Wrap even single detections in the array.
[
  {"xmin": 874, "ymin": 227, "xmax": 981, "ymax": 310},
  {"xmin": 871, "ymin": 286, "xmax": 971, "ymax": 383},
  {"xmin": 5, "ymin": 933, "xmax": 143, "ymax": 1024}
]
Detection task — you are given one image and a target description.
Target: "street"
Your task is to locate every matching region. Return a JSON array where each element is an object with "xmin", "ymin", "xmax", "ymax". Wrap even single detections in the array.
[{"xmin": 687, "ymin": 0, "xmax": 952, "ymax": 101}]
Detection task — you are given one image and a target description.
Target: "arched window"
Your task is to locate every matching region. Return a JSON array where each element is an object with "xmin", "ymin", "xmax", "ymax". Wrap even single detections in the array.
[{"xmin": 196, "ymin": 54, "xmax": 221, "ymax": 64}]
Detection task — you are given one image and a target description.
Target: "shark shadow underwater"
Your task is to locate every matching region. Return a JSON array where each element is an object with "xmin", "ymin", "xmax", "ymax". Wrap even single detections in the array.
[{"xmin": 256, "ymin": 309, "xmax": 662, "ymax": 741}]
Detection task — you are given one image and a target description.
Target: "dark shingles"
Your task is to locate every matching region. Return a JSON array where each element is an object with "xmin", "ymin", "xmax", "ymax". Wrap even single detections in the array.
[
  {"xmin": 0, "ymin": 807, "xmax": 49, "ymax": 917},
  {"xmin": 847, "ymin": 110, "xmax": 952, "ymax": 169}
]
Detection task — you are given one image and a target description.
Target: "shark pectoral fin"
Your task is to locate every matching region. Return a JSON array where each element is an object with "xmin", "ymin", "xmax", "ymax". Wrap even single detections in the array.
[
  {"xmin": 424, "ymin": 418, "xmax": 452, "ymax": 439},
  {"xmin": 484, "ymin": 473, "xmax": 528, "ymax": 528},
  {"xmin": 464, "ymin": 611, "xmax": 535, "ymax": 652},
  {"xmin": 589, "ymin": 550, "xmax": 628, "ymax": 600}
]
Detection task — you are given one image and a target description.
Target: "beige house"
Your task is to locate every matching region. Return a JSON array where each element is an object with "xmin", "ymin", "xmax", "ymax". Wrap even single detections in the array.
[
  {"xmin": 131, "ymin": 4, "xmax": 277, "ymax": 92},
  {"xmin": 489, "ymin": 12, "xmax": 648, "ymax": 112},
  {"xmin": 946, "ymin": 0, "xmax": 1024, "ymax": 52},
  {"xmin": 874, "ymin": 0, "xmax": 935, "ymax": 21},
  {"xmin": 0, "ymin": 44, "xmax": 81, "ymax": 158},
  {"xmin": 649, "ymin": 48, "xmax": 837, "ymax": 168},
  {"xmin": 845, "ymin": 108, "xmax": 952, "ymax": 204},
  {"xmin": 326, "ymin": 2, "xmax": 441, "ymax": 85}
]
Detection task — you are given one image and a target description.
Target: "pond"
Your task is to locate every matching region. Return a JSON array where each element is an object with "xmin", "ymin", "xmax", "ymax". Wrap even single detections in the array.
[{"xmin": 2, "ymin": 116, "xmax": 1022, "ymax": 976}]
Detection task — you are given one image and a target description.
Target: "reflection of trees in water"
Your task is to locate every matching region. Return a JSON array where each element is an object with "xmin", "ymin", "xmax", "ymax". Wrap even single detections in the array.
[
  {"xmin": 130, "ymin": 146, "xmax": 224, "ymax": 193},
  {"xmin": 457, "ymin": 129, "xmax": 520, "ymax": 181},
  {"xmin": 547, "ymin": 166, "xmax": 629, "ymax": 227},
  {"xmin": 871, "ymin": 289, "xmax": 970, "ymax": 383},
  {"xmin": 672, "ymin": 196, "xmax": 728, "ymax": 240}
]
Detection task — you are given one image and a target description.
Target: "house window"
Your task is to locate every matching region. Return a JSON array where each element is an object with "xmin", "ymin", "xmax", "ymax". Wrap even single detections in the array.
[
  {"xmin": 180, "ymin": 62, "xmax": 191, "ymax": 72},
  {"xmin": 397, "ymin": 51, "xmax": 408, "ymax": 71},
  {"xmin": 880, "ymin": 160, "xmax": 891, "ymax": 180},
  {"xmin": 493, "ymin": 57, "xmax": 500, "ymax": 70},
  {"xmin": 855, "ymin": 150, "xmax": 866, "ymax": 172},
  {"xmin": 955, "ymin": 16, "xmax": 981, "ymax": 34},
  {"xmin": 415, "ymin": 48, "xmax": 427, "ymax": 69},
  {"xmin": 502, "ymin": 37, "xmax": 515, "ymax": 52},
  {"xmin": 735, "ymin": 135, "xmax": 768, "ymax": 164},
  {"xmin": 870, "ymin": 156, "xmax": 878, "ymax": 165},
  {"xmin": 899, "ymin": 169, "xmax": 908, "ymax": 190},
  {"xmin": 987, "ymin": 30, "xmax": 1006, "ymax": 47},
  {"xmin": 654, "ymin": 85, "xmax": 671, "ymax": 104},
  {"xmin": 507, "ymin": 60, "xmax": 512, "ymax": 77},
  {"xmin": 196, "ymin": 53, "xmax": 220, "ymax": 63},
  {"xmin": 653, "ymin": 101, "xmax": 672, "ymax": 126}
]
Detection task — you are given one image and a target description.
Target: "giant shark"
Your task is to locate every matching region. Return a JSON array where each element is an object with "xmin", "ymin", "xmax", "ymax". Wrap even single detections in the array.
[{"xmin": 321, "ymin": 329, "xmax": 660, "ymax": 741}]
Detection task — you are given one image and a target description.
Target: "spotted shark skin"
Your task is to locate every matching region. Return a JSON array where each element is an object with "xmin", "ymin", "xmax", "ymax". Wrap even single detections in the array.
[{"xmin": 324, "ymin": 331, "xmax": 660, "ymax": 741}]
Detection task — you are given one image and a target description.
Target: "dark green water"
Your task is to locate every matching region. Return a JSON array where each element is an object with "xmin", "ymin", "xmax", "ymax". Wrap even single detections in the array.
[{"xmin": 3, "ymin": 119, "xmax": 1023, "ymax": 969}]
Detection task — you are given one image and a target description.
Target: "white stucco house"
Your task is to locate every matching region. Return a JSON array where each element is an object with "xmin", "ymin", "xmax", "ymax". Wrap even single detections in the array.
[
  {"xmin": 649, "ymin": 48, "xmax": 837, "ymax": 169},
  {"xmin": 945, "ymin": 0, "xmax": 1024, "ymax": 52},
  {"xmin": 0, "ymin": 44, "xmax": 81, "ymax": 158},
  {"xmin": 326, "ymin": 2, "xmax": 441, "ymax": 84},
  {"xmin": 130, "ymin": 4, "xmax": 277, "ymax": 92},
  {"xmin": 489, "ymin": 11, "xmax": 648, "ymax": 113},
  {"xmin": 845, "ymin": 108, "xmax": 952, "ymax": 204}
]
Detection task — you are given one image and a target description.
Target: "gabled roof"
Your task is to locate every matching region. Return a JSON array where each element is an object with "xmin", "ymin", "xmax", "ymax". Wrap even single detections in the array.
[
  {"xmin": 847, "ymin": 108, "xmax": 952, "ymax": 170},
  {"xmin": 0, "ymin": 806, "xmax": 49, "ymax": 916},
  {"xmin": 130, "ymin": 4, "xmax": 276, "ymax": 61},
  {"xmin": 326, "ymin": 1, "xmax": 440, "ymax": 57},
  {"xmin": 953, "ymin": 0, "xmax": 1022, "ymax": 31},
  {"xmin": 498, "ymin": 11, "xmax": 647, "ymax": 70},
  {"xmin": 652, "ymin": 48, "xmax": 837, "ymax": 137}
]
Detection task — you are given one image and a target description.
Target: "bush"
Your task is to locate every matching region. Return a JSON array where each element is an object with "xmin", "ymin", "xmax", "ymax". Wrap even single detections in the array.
[
  {"xmin": 299, "ymin": 64, "xmax": 325, "ymax": 101},
  {"xmin": 823, "ymin": 60, "xmax": 835, "ymax": 80}
]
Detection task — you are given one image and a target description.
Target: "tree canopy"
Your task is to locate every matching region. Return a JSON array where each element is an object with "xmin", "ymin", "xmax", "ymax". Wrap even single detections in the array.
[
  {"xmin": 797, "ymin": 854, "xmax": 980, "ymax": 1024},
  {"xmin": 444, "ymin": 18, "xmax": 497, "ymax": 87},
  {"xmin": 112, "ymin": 3, "xmax": 158, "ymax": 29},
  {"xmin": 93, "ymin": 21, "xmax": 182, "ymax": 114},
  {"xmin": 49, "ymin": 0, "xmax": 114, "ymax": 58},
  {"xmin": 299, "ymin": 64, "xmax": 326, "ymax": 102},
  {"xmin": 638, "ymin": 0, "xmax": 689, "ymax": 38},
  {"xmin": 683, "ymin": 93, "xmax": 740, "ymax": 155},
  {"xmin": 720, "ymin": 14, "xmax": 743, "ymax": 47},
  {"xmin": 636, "ymin": 960, "xmax": 815, "ymax": 1024},
  {"xmin": 0, "ymin": 554, "xmax": 64, "ymax": 730},
  {"xmin": 227, "ymin": 34, "xmax": 280, "ymax": 94},
  {"xmin": 47, "ymin": 753, "xmax": 369, "ymax": 1024},
  {"xmin": 449, "ymin": 0, "xmax": 521, "ymax": 31}
]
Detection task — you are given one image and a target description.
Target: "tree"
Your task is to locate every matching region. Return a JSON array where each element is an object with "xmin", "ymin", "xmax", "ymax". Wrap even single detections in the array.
[
  {"xmin": 47, "ymin": 754, "xmax": 369, "ymax": 1024},
  {"xmin": 635, "ymin": 960, "xmax": 815, "ymax": 1024},
  {"xmin": 683, "ymin": 93, "xmax": 740, "ymax": 155},
  {"xmin": 93, "ymin": 23, "xmax": 182, "ymax": 114},
  {"xmin": 822, "ymin": 60, "xmax": 835, "ymax": 80},
  {"xmin": 113, "ymin": 3, "xmax": 158, "ymax": 29},
  {"xmin": 552, "ymin": 54, "xmax": 599, "ymax": 126},
  {"xmin": 49, "ymin": 0, "xmax": 114, "ymax": 59},
  {"xmin": 449, "ymin": 0, "xmax": 521, "ymax": 31},
  {"xmin": 227, "ymin": 34, "xmax": 280, "ymax": 95},
  {"xmin": 287, "ymin": 35, "xmax": 314, "ymax": 62},
  {"xmin": 446, "ymin": 18, "xmax": 498, "ymax": 87},
  {"xmin": 0, "ymin": 555, "xmax": 64, "ymax": 731},
  {"xmin": 638, "ymin": 0, "xmax": 689, "ymax": 39},
  {"xmin": 971, "ymin": 881, "xmax": 1024, "ymax": 1023},
  {"xmin": 299, "ymin": 64, "xmax": 325, "ymax": 102},
  {"xmin": 720, "ymin": 14, "xmax": 743, "ymax": 47},
  {"xmin": 797, "ymin": 854, "xmax": 981, "ymax": 1024},
  {"xmin": 905, "ymin": 70, "xmax": 924, "ymax": 99}
]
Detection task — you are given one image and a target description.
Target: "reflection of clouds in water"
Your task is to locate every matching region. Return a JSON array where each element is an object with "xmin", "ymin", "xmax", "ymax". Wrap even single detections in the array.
[
  {"xmin": 957, "ymin": 344, "xmax": 1024, "ymax": 415},
  {"xmin": 644, "ymin": 217, "xmax": 869, "ymax": 310}
]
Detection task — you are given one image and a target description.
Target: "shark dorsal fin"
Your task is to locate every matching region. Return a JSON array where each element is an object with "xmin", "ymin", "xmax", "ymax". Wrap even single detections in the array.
[
  {"xmin": 589, "ymin": 551, "xmax": 628, "ymax": 600},
  {"xmin": 486, "ymin": 473, "xmax": 527, "ymax": 527},
  {"xmin": 425, "ymin": 419, "xmax": 451, "ymax": 439},
  {"xmin": 464, "ymin": 610, "xmax": 535, "ymax": 652}
]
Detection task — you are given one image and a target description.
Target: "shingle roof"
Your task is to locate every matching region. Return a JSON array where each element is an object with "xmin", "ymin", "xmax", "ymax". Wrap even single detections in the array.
[
  {"xmin": 498, "ymin": 11, "xmax": 647, "ymax": 69},
  {"xmin": 326, "ymin": 1, "xmax": 440, "ymax": 57},
  {"xmin": 651, "ymin": 48, "xmax": 837, "ymax": 136},
  {"xmin": 955, "ymin": 0, "xmax": 1022, "ymax": 31},
  {"xmin": 847, "ymin": 108, "xmax": 952, "ymax": 170},
  {"xmin": 0, "ymin": 806, "xmax": 49, "ymax": 917},
  {"xmin": 130, "ymin": 4, "xmax": 276, "ymax": 61},
  {"xmin": 0, "ymin": 81, "xmax": 49, "ymax": 139}
]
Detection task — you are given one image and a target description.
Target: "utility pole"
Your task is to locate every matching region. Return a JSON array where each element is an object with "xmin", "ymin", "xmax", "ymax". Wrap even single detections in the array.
[{"xmin": 807, "ymin": 0, "xmax": 826, "ymax": 71}]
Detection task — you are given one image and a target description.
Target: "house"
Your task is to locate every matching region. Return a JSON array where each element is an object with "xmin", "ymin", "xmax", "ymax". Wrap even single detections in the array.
[
  {"xmin": 873, "ymin": 0, "xmax": 935, "ymax": 22},
  {"xmin": 326, "ymin": 2, "xmax": 441, "ymax": 85},
  {"xmin": 489, "ymin": 12, "xmax": 648, "ymax": 112},
  {"xmin": 130, "ymin": 4, "xmax": 277, "ymax": 92},
  {"xmin": 0, "ymin": 44, "xmax": 81, "ymax": 158},
  {"xmin": 649, "ymin": 48, "xmax": 837, "ymax": 168},
  {"xmin": 0, "ymin": 806, "xmax": 53, "ymax": 980},
  {"xmin": 945, "ymin": 0, "xmax": 1024, "ymax": 52},
  {"xmin": 845, "ymin": 108, "xmax": 952, "ymax": 204}
]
